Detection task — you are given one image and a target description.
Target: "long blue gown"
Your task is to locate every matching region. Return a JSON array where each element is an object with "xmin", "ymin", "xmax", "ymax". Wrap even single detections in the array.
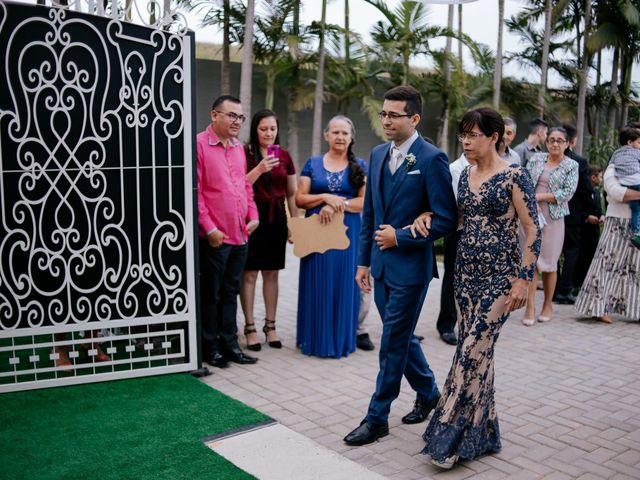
[{"xmin": 296, "ymin": 156, "xmax": 367, "ymax": 358}]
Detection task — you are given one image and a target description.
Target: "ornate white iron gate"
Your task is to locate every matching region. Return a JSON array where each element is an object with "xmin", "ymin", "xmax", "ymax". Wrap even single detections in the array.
[{"xmin": 0, "ymin": 0, "xmax": 198, "ymax": 392}]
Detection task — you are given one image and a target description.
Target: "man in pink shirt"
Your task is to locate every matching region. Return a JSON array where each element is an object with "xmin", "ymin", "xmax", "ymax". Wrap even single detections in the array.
[{"xmin": 198, "ymin": 95, "xmax": 259, "ymax": 368}]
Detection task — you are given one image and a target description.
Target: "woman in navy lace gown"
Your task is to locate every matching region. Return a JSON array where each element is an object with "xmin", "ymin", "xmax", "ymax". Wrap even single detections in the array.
[{"xmin": 417, "ymin": 109, "xmax": 541, "ymax": 469}]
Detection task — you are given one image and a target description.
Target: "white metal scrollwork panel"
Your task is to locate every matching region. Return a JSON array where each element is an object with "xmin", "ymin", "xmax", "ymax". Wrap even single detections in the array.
[{"xmin": 0, "ymin": 0, "xmax": 197, "ymax": 392}]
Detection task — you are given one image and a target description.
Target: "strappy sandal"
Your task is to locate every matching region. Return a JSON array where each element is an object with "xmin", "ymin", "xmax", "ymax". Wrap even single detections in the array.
[
  {"xmin": 263, "ymin": 319, "xmax": 282, "ymax": 349},
  {"xmin": 244, "ymin": 322, "xmax": 261, "ymax": 351}
]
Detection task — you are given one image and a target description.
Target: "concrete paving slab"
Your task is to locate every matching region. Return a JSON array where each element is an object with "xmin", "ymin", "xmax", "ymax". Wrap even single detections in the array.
[{"xmin": 207, "ymin": 423, "xmax": 386, "ymax": 480}]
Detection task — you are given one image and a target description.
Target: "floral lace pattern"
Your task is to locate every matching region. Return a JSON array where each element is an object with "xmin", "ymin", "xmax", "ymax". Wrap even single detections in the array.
[
  {"xmin": 326, "ymin": 170, "xmax": 345, "ymax": 192},
  {"xmin": 422, "ymin": 166, "xmax": 540, "ymax": 462}
]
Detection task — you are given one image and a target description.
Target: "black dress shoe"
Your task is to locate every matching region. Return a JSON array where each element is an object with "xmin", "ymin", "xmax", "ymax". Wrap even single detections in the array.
[
  {"xmin": 440, "ymin": 331, "xmax": 457, "ymax": 345},
  {"xmin": 402, "ymin": 393, "xmax": 441, "ymax": 424},
  {"xmin": 416, "ymin": 335, "xmax": 425, "ymax": 342},
  {"xmin": 225, "ymin": 348, "xmax": 258, "ymax": 365},
  {"xmin": 344, "ymin": 420, "xmax": 389, "ymax": 446},
  {"xmin": 207, "ymin": 351, "xmax": 230, "ymax": 368},
  {"xmin": 356, "ymin": 333, "xmax": 375, "ymax": 351},
  {"xmin": 553, "ymin": 293, "xmax": 576, "ymax": 305}
]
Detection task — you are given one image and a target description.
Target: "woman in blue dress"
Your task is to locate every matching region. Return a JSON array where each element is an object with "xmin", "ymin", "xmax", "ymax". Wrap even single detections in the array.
[
  {"xmin": 415, "ymin": 109, "xmax": 541, "ymax": 469},
  {"xmin": 295, "ymin": 116, "xmax": 367, "ymax": 358}
]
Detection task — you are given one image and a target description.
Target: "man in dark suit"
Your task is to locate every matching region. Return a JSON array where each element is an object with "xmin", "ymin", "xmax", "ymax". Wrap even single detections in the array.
[
  {"xmin": 344, "ymin": 86, "xmax": 458, "ymax": 446},
  {"xmin": 554, "ymin": 124, "xmax": 594, "ymax": 304}
]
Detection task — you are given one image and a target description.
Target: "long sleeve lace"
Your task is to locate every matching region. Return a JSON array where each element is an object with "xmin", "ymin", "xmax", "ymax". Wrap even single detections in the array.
[{"xmin": 512, "ymin": 167, "xmax": 541, "ymax": 280}]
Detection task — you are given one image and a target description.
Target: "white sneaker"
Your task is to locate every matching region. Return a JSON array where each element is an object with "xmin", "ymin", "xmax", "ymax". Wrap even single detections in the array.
[{"xmin": 431, "ymin": 455, "xmax": 458, "ymax": 470}]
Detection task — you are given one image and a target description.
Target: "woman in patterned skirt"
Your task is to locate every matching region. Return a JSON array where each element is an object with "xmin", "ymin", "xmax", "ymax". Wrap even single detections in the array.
[
  {"xmin": 417, "ymin": 108, "xmax": 541, "ymax": 469},
  {"xmin": 574, "ymin": 158, "xmax": 640, "ymax": 323}
]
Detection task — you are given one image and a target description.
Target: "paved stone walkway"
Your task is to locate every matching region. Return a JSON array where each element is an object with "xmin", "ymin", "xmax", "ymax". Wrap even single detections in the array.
[{"xmin": 202, "ymin": 245, "xmax": 640, "ymax": 479}]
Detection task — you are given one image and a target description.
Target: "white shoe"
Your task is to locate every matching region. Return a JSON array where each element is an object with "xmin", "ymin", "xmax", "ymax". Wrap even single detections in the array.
[
  {"xmin": 431, "ymin": 455, "xmax": 458, "ymax": 470},
  {"xmin": 522, "ymin": 318, "xmax": 535, "ymax": 326}
]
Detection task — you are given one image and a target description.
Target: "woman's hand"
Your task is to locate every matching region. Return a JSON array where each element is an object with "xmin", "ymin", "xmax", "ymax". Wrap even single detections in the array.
[
  {"xmin": 505, "ymin": 279, "xmax": 529, "ymax": 312},
  {"xmin": 257, "ymin": 155, "xmax": 279, "ymax": 174},
  {"xmin": 319, "ymin": 205, "xmax": 335, "ymax": 224},
  {"xmin": 322, "ymin": 194, "xmax": 345, "ymax": 212},
  {"xmin": 406, "ymin": 212, "xmax": 433, "ymax": 238}
]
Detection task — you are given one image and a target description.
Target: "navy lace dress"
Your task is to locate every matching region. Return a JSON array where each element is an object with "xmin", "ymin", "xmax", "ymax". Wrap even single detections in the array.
[{"xmin": 422, "ymin": 165, "xmax": 541, "ymax": 462}]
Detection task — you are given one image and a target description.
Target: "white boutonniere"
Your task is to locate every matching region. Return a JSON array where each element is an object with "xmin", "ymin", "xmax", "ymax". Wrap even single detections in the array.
[{"xmin": 405, "ymin": 153, "xmax": 417, "ymax": 171}]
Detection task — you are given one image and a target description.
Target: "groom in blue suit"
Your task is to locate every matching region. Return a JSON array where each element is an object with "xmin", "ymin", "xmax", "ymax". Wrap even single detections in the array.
[{"xmin": 344, "ymin": 86, "xmax": 457, "ymax": 446}]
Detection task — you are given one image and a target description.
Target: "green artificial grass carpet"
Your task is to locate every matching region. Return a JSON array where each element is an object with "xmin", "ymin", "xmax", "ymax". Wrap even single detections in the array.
[{"xmin": 0, "ymin": 374, "xmax": 270, "ymax": 480}]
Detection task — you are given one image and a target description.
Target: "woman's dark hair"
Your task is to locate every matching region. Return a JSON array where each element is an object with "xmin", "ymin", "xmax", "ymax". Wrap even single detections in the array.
[
  {"xmin": 619, "ymin": 126, "xmax": 640, "ymax": 146},
  {"xmin": 547, "ymin": 126, "xmax": 569, "ymax": 141},
  {"xmin": 459, "ymin": 108, "xmax": 505, "ymax": 152},
  {"xmin": 248, "ymin": 109, "xmax": 280, "ymax": 162},
  {"xmin": 325, "ymin": 115, "xmax": 365, "ymax": 189}
]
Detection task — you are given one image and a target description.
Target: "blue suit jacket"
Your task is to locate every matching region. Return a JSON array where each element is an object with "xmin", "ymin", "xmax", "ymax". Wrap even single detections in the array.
[{"xmin": 358, "ymin": 136, "xmax": 458, "ymax": 286}]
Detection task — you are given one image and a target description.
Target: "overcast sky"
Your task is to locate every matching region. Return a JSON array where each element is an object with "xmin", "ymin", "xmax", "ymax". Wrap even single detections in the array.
[{"xmin": 190, "ymin": 0, "xmax": 630, "ymax": 88}]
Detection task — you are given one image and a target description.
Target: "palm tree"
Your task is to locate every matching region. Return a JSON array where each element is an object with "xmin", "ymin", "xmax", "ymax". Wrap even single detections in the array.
[
  {"xmin": 437, "ymin": 4, "xmax": 454, "ymax": 151},
  {"xmin": 589, "ymin": 0, "xmax": 640, "ymax": 135},
  {"xmin": 575, "ymin": 0, "xmax": 591, "ymax": 154},
  {"xmin": 239, "ymin": 0, "xmax": 255, "ymax": 141},
  {"xmin": 493, "ymin": 0, "xmax": 505, "ymax": 109},
  {"xmin": 186, "ymin": 0, "xmax": 233, "ymax": 95},
  {"xmin": 311, "ymin": 0, "xmax": 327, "ymax": 156},
  {"xmin": 538, "ymin": 0, "xmax": 553, "ymax": 116}
]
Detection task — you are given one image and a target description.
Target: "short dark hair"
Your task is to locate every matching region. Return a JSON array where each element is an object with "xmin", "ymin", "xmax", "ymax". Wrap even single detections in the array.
[
  {"xmin": 528, "ymin": 118, "xmax": 549, "ymax": 135},
  {"xmin": 248, "ymin": 109, "xmax": 280, "ymax": 162},
  {"xmin": 547, "ymin": 126, "xmax": 569, "ymax": 141},
  {"xmin": 619, "ymin": 126, "xmax": 640, "ymax": 145},
  {"xmin": 561, "ymin": 123, "xmax": 578, "ymax": 141},
  {"xmin": 384, "ymin": 85, "xmax": 422, "ymax": 117},
  {"xmin": 459, "ymin": 108, "xmax": 505, "ymax": 152},
  {"xmin": 588, "ymin": 164, "xmax": 603, "ymax": 177},
  {"xmin": 212, "ymin": 95, "xmax": 241, "ymax": 111}
]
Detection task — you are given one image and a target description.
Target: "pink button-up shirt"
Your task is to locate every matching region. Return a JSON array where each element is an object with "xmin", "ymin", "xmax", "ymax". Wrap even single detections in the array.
[{"xmin": 197, "ymin": 125, "xmax": 258, "ymax": 245}]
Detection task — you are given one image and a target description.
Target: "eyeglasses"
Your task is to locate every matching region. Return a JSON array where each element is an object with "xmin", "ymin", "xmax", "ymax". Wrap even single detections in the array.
[
  {"xmin": 457, "ymin": 132, "xmax": 486, "ymax": 142},
  {"xmin": 546, "ymin": 138, "xmax": 566, "ymax": 145},
  {"xmin": 214, "ymin": 110, "xmax": 246, "ymax": 123},
  {"xmin": 378, "ymin": 111, "xmax": 412, "ymax": 120}
]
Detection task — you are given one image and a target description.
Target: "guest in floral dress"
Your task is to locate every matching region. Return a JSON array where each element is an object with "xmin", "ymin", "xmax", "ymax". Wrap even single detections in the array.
[
  {"xmin": 415, "ymin": 108, "xmax": 541, "ymax": 469},
  {"xmin": 523, "ymin": 128, "xmax": 579, "ymax": 325}
]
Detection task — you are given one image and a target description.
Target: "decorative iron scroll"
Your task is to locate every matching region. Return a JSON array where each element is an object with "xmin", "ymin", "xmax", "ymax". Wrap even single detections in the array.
[{"xmin": 0, "ymin": 0, "xmax": 197, "ymax": 391}]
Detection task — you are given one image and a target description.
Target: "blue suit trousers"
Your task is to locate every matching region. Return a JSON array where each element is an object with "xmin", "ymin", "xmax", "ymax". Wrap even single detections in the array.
[{"xmin": 366, "ymin": 280, "xmax": 439, "ymax": 425}]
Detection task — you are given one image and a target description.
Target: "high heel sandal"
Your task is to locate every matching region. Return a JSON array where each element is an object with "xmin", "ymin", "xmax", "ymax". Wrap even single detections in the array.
[
  {"xmin": 263, "ymin": 319, "xmax": 282, "ymax": 349},
  {"xmin": 244, "ymin": 322, "xmax": 262, "ymax": 351}
]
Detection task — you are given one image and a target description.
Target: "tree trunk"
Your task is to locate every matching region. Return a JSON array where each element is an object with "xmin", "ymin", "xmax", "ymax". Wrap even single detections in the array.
[
  {"xmin": 575, "ymin": 0, "xmax": 590, "ymax": 155},
  {"xmin": 265, "ymin": 71, "xmax": 275, "ymax": 110},
  {"xmin": 343, "ymin": 0, "xmax": 351, "ymax": 113},
  {"xmin": 493, "ymin": 0, "xmax": 504, "ymax": 109},
  {"xmin": 457, "ymin": 3, "xmax": 463, "ymax": 70},
  {"xmin": 606, "ymin": 47, "xmax": 620, "ymax": 142},
  {"xmin": 345, "ymin": 0, "xmax": 350, "ymax": 63},
  {"xmin": 287, "ymin": 1, "xmax": 301, "ymax": 170},
  {"xmin": 538, "ymin": 0, "xmax": 552, "ymax": 117},
  {"xmin": 239, "ymin": 0, "xmax": 255, "ymax": 142},
  {"xmin": 311, "ymin": 0, "xmax": 327, "ymax": 157},
  {"xmin": 594, "ymin": 49, "xmax": 602, "ymax": 138},
  {"xmin": 437, "ymin": 4, "xmax": 454, "ymax": 154},
  {"xmin": 220, "ymin": 0, "xmax": 231, "ymax": 96},
  {"xmin": 620, "ymin": 52, "xmax": 633, "ymax": 128}
]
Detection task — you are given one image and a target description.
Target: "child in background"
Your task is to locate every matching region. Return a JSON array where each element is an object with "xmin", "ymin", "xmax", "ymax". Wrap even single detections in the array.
[
  {"xmin": 574, "ymin": 165, "xmax": 604, "ymax": 290},
  {"xmin": 608, "ymin": 127, "xmax": 640, "ymax": 248}
]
